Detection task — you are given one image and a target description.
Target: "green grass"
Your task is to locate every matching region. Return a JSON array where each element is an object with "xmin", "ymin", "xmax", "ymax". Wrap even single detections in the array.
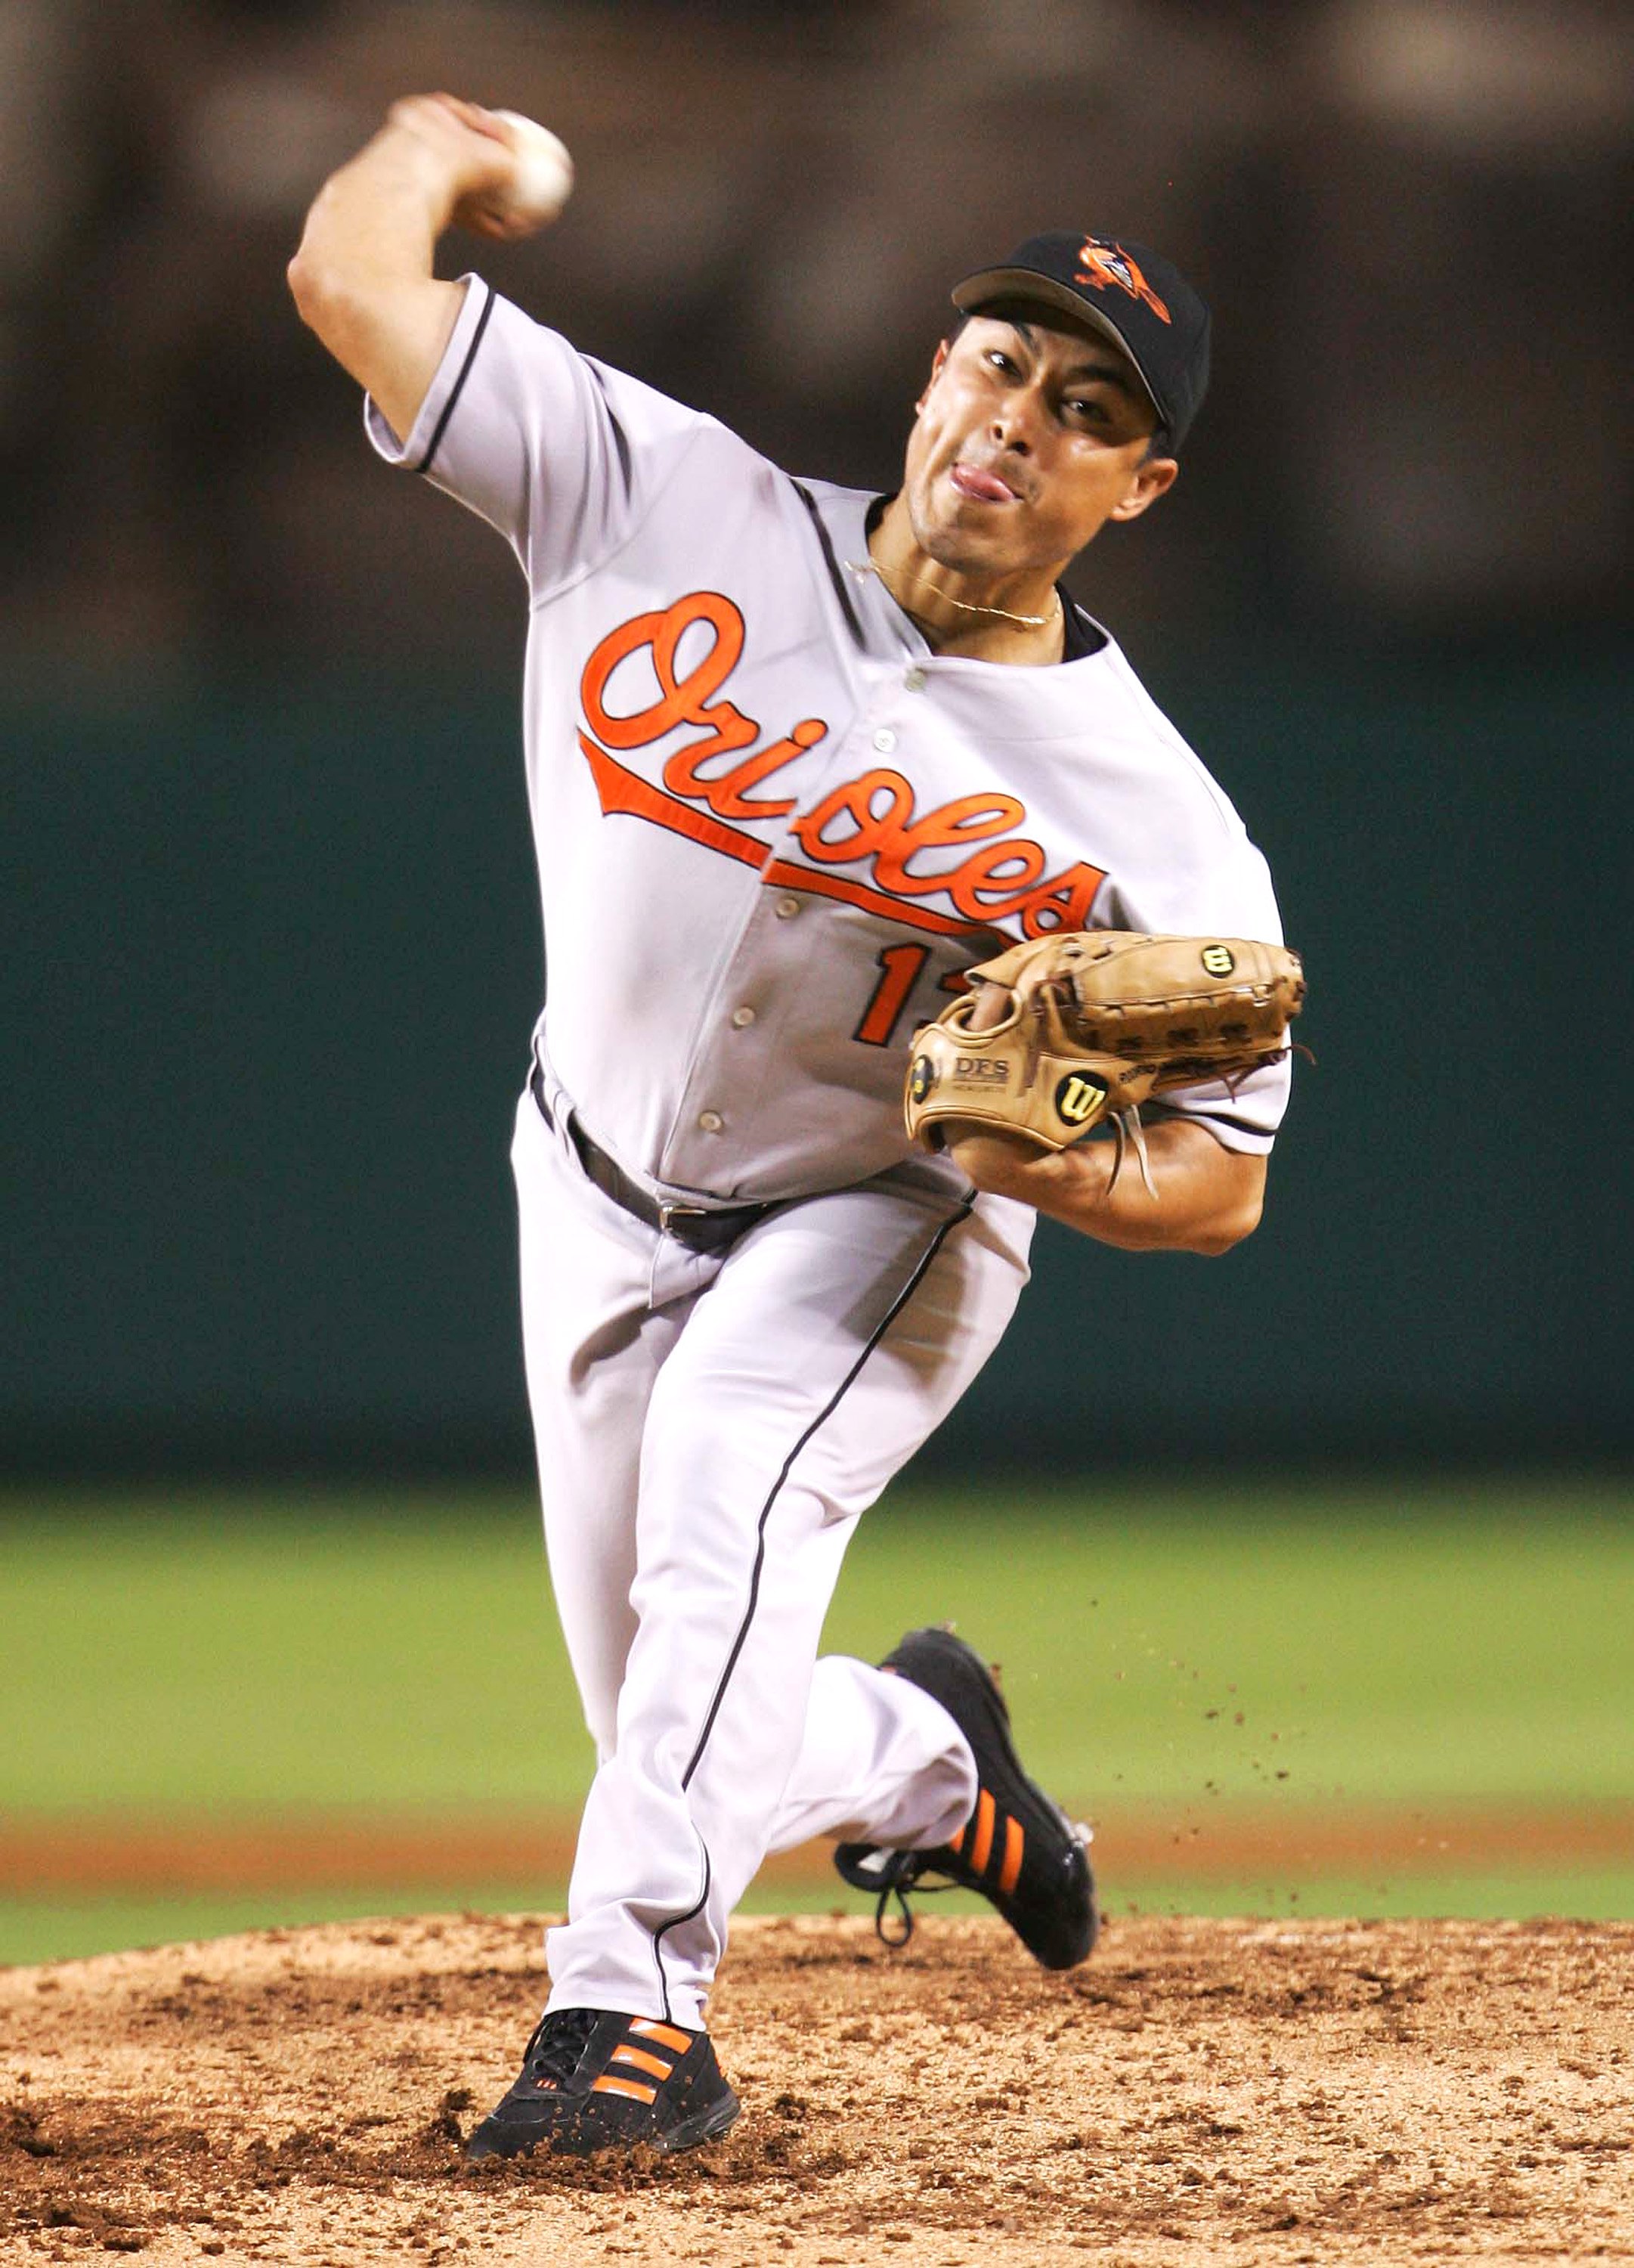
[
  {"xmin": 1094, "ymin": 1868, "xmax": 1634, "ymax": 1923},
  {"xmin": 859, "ymin": 1483, "xmax": 1634, "ymax": 1811},
  {"xmin": 7, "ymin": 1866, "xmax": 1629, "ymax": 1972},
  {"xmin": 2, "ymin": 1479, "xmax": 1630, "ymax": 1960},
  {"xmin": 0, "ymin": 1891, "xmax": 555, "ymax": 1970},
  {"xmin": 4, "ymin": 1480, "xmax": 1629, "ymax": 1810}
]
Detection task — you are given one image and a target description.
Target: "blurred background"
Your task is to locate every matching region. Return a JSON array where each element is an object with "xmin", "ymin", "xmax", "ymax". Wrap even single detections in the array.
[{"xmin": 2, "ymin": 0, "xmax": 1630, "ymax": 1959}]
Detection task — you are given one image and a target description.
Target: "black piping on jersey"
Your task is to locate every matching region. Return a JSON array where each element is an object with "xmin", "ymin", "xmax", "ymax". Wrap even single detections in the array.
[
  {"xmin": 651, "ymin": 1837, "xmax": 712, "ymax": 2025},
  {"xmin": 677, "ymin": 1192, "xmax": 976, "ymax": 1804},
  {"xmin": 790, "ymin": 480, "xmax": 866, "ymax": 648},
  {"xmin": 1180, "ymin": 1111, "xmax": 1270, "ymax": 1139},
  {"xmin": 586, "ymin": 361, "xmax": 634, "ymax": 498},
  {"xmin": 411, "ymin": 287, "xmax": 496, "ymax": 478}
]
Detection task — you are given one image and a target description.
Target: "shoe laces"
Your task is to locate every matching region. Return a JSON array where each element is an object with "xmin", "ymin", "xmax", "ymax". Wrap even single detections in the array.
[
  {"xmin": 842, "ymin": 1816, "xmax": 1094, "ymax": 1950},
  {"xmin": 839, "ymin": 1846, "xmax": 960, "ymax": 1949},
  {"xmin": 521, "ymin": 2006, "xmax": 600, "ymax": 2086}
]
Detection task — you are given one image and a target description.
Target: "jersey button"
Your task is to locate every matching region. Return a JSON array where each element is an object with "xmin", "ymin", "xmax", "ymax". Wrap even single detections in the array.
[
  {"xmin": 774, "ymin": 895, "xmax": 801, "ymax": 919},
  {"xmin": 698, "ymin": 1109, "xmax": 724, "ymax": 1133},
  {"xmin": 730, "ymin": 1006, "xmax": 756, "ymax": 1028},
  {"xmin": 872, "ymin": 727, "xmax": 898, "ymax": 754},
  {"xmin": 903, "ymin": 667, "xmax": 927, "ymax": 692}
]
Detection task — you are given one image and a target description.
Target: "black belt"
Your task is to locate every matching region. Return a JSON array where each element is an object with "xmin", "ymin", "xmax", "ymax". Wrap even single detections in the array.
[{"xmin": 529, "ymin": 1060, "xmax": 773, "ymax": 1255}]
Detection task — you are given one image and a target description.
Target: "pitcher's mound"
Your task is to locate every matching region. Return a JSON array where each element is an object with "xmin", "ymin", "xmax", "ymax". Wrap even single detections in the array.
[{"xmin": 2, "ymin": 1911, "xmax": 1630, "ymax": 2266}]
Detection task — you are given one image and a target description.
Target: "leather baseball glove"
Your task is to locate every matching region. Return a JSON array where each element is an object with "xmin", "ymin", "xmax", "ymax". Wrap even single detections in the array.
[{"xmin": 904, "ymin": 931, "xmax": 1304, "ymax": 1174}]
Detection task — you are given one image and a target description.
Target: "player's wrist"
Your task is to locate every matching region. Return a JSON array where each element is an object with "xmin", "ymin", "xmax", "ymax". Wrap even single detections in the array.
[
  {"xmin": 941, "ymin": 1124, "xmax": 1049, "ymax": 1200},
  {"xmin": 961, "ymin": 1129, "xmax": 1122, "ymax": 1226},
  {"xmin": 373, "ymin": 98, "xmax": 515, "ymax": 227}
]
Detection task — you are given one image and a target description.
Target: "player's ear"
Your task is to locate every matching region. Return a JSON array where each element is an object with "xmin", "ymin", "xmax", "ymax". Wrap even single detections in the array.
[
  {"xmin": 917, "ymin": 337, "xmax": 953, "ymax": 412},
  {"xmin": 1108, "ymin": 452, "xmax": 1179, "ymax": 522}
]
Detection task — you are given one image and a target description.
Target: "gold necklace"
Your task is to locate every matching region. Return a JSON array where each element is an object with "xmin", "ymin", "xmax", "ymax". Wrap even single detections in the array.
[{"xmin": 845, "ymin": 556, "xmax": 1061, "ymax": 633}]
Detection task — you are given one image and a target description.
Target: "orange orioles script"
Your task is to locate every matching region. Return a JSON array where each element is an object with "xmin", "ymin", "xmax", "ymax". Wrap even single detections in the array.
[{"xmin": 578, "ymin": 591, "xmax": 1104, "ymax": 940}]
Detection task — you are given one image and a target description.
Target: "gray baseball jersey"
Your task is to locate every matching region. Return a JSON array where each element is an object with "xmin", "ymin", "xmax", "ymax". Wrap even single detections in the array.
[{"xmin": 367, "ymin": 277, "xmax": 1290, "ymax": 1205}]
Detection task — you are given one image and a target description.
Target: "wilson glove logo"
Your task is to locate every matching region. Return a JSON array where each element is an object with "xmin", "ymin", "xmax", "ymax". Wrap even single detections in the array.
[{"xmin": 1054, "ymin": 1072, "xmax": 1108, "ymax": 1126}]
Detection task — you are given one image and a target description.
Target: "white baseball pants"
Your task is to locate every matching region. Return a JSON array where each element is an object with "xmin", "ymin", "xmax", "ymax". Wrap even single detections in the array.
[{"xmin": 512, "ymin": 1073, "xmax": 1034, "ymax": 2031}]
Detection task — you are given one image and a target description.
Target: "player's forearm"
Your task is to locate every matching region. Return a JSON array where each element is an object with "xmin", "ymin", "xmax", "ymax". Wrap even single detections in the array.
[
  {"xmin": 291, "ymin": 127, "xmax": 452, "ymax": 320},
  {"xmin": 945, "ymin": 1118, "xmax": 1267, "ymax": 1254},
  {"xmin": 305, "ymin": 125, "xmax": 455, "ymax": 267},
  {"xmin": 287, "ymin": 98, "xmax": 507, "ymax": 436}
]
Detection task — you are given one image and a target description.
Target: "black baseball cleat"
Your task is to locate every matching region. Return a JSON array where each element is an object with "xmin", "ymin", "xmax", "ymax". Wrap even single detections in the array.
[
  {"xmin": 834, "ymin": 1625, "xmax": 1098, "ymax": 1970},
  {"xmin": 463, "ymin": 2006, "xmax": 740, "ymax": 2161}
]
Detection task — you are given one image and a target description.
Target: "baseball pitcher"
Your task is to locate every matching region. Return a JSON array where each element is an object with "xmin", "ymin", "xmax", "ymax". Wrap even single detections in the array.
[{"xmin": 289, "ymin": 94, "xmax": 1297, "ymax": 2161}]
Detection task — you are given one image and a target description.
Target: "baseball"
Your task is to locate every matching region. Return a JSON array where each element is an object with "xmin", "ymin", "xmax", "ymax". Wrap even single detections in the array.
[{"xmin": 491, "ymin": 113, "xmax": 574, "ymax": 226}]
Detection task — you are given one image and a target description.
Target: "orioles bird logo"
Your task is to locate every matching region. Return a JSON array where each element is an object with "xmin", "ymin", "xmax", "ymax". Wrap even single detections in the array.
[{"xmin": 1075, "ymin": 238, "xmax": 1171, "ymax": 325}]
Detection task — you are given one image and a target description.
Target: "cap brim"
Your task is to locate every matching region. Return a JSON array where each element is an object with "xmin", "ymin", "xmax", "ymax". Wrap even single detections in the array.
[{"xmin": 952, "ymin": 265, "xmax": 1164, "ymax": 424}]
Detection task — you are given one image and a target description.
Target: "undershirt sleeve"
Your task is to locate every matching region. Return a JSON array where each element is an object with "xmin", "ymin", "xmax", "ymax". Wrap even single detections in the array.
[{"xmin": 364, "ymin": 276, "xmax": 710, "ymax": 597}]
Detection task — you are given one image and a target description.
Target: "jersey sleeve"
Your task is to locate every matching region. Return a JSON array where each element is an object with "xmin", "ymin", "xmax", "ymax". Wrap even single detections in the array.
[
  {"xmin": 1099, "ymin": 810, "xmax": 1294, "ymax": 1154},
  {"xmin": 363, "ymin": 276, "xmax": 710, "ymax": 593}
]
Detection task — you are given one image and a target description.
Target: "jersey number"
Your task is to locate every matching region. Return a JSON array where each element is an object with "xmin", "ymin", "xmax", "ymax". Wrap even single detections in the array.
[{"xmin": 853, "ymin": 944, "xmax": 931, "ymax": 1046}]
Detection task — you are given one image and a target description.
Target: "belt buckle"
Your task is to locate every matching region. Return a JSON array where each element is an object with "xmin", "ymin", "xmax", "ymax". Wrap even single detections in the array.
[{"xmin": 658, "ymin": 1200, "xmax": 708, "ymax": 1238}]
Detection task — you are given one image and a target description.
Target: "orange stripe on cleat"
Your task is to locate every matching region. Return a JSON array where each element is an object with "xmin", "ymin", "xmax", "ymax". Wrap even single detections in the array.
[
  {"xmin": 612, "ymin": 2044, "xmax": 675, "ymax": 2082},
  {"xmin": 629, "ymin": 2019, "xmax": 692, "ymax": 2055},
  {"xmin": 970, "ymin": 1789, "xmax": 996, "ymax": 1876},
  {"xmin": 998, "ymin": 1816, "xmax": 1024, "ymax": 1898},
  {"xmin": 592, "ymin": 2075, "xmax": 658, "ymax": 2105}
]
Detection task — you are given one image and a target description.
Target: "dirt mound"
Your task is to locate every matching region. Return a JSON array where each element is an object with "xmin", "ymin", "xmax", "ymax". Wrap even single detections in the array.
[{"xmin": 2, "ymin": 1912, "xmax": 1629, "ymax": 2266}]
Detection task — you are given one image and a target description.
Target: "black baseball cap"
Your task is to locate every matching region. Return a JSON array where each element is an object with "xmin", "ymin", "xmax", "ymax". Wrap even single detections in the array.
[{"xmin": 952, "ymin": 231, "xmax": 1211, "ymax": 450}]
